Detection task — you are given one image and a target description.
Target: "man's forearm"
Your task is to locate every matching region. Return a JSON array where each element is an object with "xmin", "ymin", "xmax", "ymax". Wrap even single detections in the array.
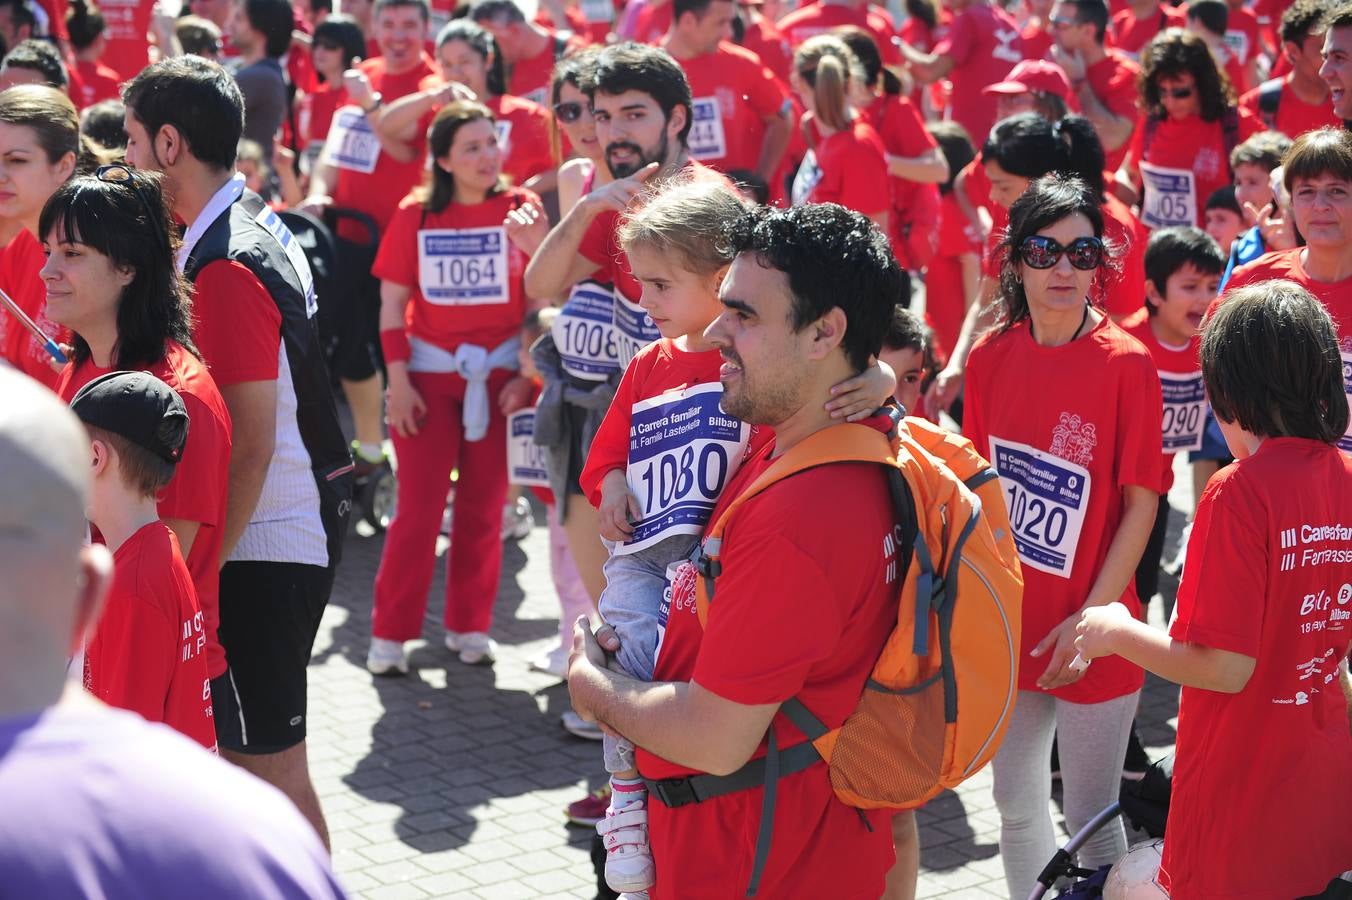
[
  {"xmin": 755, "ymin": 112, "xmax": 792, "ymax": 182},
  {"xmin": 1074, "ymin": 84, "xmax": 1133, "ymax": 152},
  {"xmin": 219, "ymin": 445, "xmax": 271, "ymax": 563}
]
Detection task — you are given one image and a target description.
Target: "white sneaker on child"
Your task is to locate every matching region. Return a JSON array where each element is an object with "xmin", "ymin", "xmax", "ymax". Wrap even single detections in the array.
[
  {"xmin": 597, "ymin": 789, "xmax": 656, "ymax": 893},
  {"xmin": 529, "ymin": 644, "xmax": 569, "ymax": 679},
  {"xmin": 366, "ymin": 637, "xmax": 408, "ymax": 676},
  {"xmin": 445, "ymin": 631, "xmax": 497, "ymax": 665}
]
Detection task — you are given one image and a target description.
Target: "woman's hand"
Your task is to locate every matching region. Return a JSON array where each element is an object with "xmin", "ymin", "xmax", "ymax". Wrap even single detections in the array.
[
  {"xmin": 385, "ymin": 373, "xmax": 427, "ymax": 438},
  {"xmin": 505, "ymin": 200, "xmax": 550, "ymax": 257},
  {"xmin": 1031, "ymin": 613, "xmax": 1089, "ymax": 690},
  {"xmin": 924, "ymin": 362, "xmax": 964, "ymax": 413},
  {"xmin": 825, "ymin": 357, "xmax": 896, "ymax": 422},
  {"xmin": 598, "ymin": 469, "xmax": 639, "ymax": 542},
  {"xmin": 497, "ymin": 375, "xmax": 535, "ymax": 415}
]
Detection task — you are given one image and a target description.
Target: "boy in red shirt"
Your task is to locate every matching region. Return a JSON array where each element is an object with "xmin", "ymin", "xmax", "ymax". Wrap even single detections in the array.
[
  {"xmin": 70, "ymin": 371, "xmax": 216, "ymax": 752},
  {"xmin": 1120, "ymin": 225, "xmax": 1223, "ymax": 609},
  {"xmin": 1076, "ymin": 279, "xmax": 1352, "ymax": 899}
]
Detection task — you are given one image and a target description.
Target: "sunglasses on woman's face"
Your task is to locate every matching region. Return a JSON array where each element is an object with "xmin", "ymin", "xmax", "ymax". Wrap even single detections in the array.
[
  {"xmin": 314, "ymin": 38, "xmax": 342, "ymax": 52},
  {"xmin": 1019, "ymin": 235, "xmax": 1105, "ymax": 270},
  {"xmin": 1162, "ymin": 85, "xmax": 1194, "ymax": 99},
  {"xmin": 553, "ymin": 101, "xmax": 588, "ymax": 124}
]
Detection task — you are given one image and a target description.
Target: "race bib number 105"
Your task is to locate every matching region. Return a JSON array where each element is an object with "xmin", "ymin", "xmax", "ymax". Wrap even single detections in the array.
[
  {"xmin": 1139, "ymin": 161, "xmax": 1197, "ymax": 229},
  {"xmin": 989, "ymin": 436, "xmax": 1092, "ymax": 579},
  {"xmin": 417, "ymin": 226, "xmax": 510, "ymax": 305},
  {"xmin": 622, "ymin": 383, "xmax": 749, "ymax": 554}
]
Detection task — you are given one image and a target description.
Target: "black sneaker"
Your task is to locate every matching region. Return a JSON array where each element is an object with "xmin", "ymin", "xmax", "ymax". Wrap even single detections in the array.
[{"xmin": 1122, "ymin": 725, "xmax": 1151, "ymax": 782}]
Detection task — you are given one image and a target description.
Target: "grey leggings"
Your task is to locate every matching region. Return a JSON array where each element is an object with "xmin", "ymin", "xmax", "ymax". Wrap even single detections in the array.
[{"xmin": 991, "ymin": 689, "xmax": 1139, "ymax": 899}]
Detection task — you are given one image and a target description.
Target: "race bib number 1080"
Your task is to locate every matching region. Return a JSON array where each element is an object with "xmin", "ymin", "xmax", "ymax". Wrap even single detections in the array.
[
  {"xmin": 989, "ymin": 436, "xmax": 1091, "ymax": 579},
  {"xmin": 621, "ymin": 383, "xmax": 749, "ymax": 554},
  {"xmin": 506, "ymin": 408, "xmax": 549, "ymax": 488}
]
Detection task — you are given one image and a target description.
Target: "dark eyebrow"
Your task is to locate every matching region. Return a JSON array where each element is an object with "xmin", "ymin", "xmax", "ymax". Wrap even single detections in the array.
[{"xmin": 720, "ymin": 296, "xmax": 756, "ymax": 316}]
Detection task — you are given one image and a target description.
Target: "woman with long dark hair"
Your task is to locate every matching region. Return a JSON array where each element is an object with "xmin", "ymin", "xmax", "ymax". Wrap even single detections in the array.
[
  {"xmin": 963, "ymin": 174, "xmax": 1163, "ymax": 898},
  {"xmin": 367, "ymin": 101, "xmax": 542, "ymax": 676},
  {"xmin": 45, "ymin": 166, "xmax": 234, "ymax": 721},
  {"xmin": 1117, "ymin": 28, "xmax": 1260, "ymax": 229}
]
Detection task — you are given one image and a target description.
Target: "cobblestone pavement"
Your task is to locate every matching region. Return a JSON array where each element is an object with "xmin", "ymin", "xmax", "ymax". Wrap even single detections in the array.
[{"xmin": 310, "ymin": 485, "xmax": 1188, "ymax": 900}]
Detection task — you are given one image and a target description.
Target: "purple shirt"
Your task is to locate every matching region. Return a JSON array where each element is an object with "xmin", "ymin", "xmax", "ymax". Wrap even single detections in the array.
[{"xmin": 0, "ymin": 704, "xmax": 347, "ymax": 899}]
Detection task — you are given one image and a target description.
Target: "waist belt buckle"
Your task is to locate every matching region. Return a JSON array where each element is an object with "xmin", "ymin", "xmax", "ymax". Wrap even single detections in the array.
[{"xmin": 650, "ymin": 776, "xmax": 699, "ymax": 808}]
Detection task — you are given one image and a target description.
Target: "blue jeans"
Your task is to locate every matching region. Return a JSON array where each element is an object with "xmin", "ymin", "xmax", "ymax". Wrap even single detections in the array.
[{"xmin": 598, "ymin": 533, "xmax": 698, "ymax": 772}]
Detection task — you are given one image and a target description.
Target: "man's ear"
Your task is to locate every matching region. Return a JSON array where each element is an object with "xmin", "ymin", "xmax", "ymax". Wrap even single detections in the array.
[
  {"xmin": 807, "ymin": 307, "xmax": 847, "ymax": 359},
  {"xmin": 668, "ymin": 102, "xmax": 689, "ymax": 145},
  {"xmin": 156, "ymin": 123, "xmax": 183, "ymax": 168}
]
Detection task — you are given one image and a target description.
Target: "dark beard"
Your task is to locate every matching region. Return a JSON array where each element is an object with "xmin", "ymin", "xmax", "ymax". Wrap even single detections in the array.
[{"xmin": 606, "ymin": 132, "xmax": 669, "ymax": 179}]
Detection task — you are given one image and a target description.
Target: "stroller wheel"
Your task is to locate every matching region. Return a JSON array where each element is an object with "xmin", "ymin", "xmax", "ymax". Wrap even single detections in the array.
[{"xmin": 359, "ymin": 466, "xmax": 397, "ymax": 532}]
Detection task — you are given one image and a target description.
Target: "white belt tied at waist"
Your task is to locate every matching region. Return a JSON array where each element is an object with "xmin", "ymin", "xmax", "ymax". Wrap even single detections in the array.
[{"xmin": 409, "ymin": 336, "xmax": 520, "ymax": 441}]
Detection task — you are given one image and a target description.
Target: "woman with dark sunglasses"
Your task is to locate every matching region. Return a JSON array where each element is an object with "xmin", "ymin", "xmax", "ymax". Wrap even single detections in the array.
[
  {"xmin": 962, "ymin": 174, "xmax": 1163, "ymax": 899},
  {"xmin": 43, "ymin": 168, "xmax": 234, "ymax": 726},
  {"xmin": 296, "ymin": 15, "xmax": 367, "ymax": 164},
  {"xmin": 374, "ymin": 19, "xmax": 555, "ymax": 193},
  {"xmin": 1115, "ymin": 28, "xmax": 1260, "ymax": 231}
]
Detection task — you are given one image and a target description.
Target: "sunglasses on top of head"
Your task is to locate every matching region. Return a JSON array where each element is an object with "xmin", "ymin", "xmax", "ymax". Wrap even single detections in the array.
[{"xmin": 1018, "ymin": 235, "xmax": 1105, "ymax": 270}]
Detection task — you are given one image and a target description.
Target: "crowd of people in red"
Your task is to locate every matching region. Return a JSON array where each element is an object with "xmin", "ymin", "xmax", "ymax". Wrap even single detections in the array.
[{"xmin": 1, "ymin": 0, "xmax": 1352, "ymax": 896}]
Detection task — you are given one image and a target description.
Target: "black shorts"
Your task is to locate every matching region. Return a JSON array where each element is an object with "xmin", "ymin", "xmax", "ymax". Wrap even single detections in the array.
[
  {"xmin": 214, "ymin": 561, "xmax": 334, "ymax": 754},
  {"xmin": 332, "ymin": 243, "xmax": 381, "ymax": 382}
]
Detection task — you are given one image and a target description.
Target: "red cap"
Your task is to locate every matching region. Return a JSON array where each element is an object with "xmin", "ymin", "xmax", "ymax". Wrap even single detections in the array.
[{"xmin": 982, "ymin": 60, "xmax": 1074, "ymax": 102}]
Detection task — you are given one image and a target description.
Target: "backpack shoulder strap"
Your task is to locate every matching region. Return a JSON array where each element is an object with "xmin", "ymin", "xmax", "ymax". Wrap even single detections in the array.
[
  {"xmin": 1221, "ymin": 105, "xmax": 1241, "ymax": 164},
  {"xmin": 1257, "ymin": 77, "xmax": 1283, "ymax": 129}
]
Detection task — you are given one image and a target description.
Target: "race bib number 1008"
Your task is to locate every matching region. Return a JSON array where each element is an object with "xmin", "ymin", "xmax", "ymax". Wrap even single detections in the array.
[
  {"xmin": 989, "ymin": 436, "xmax": 1091, "ymax": 579},
  {"xmin": 417, "ymin": 226, "xmax": 510, "ymax": 305},
  {"xmin": 622, "ymin": 383, "xmax": 749, "ymax": 554}
]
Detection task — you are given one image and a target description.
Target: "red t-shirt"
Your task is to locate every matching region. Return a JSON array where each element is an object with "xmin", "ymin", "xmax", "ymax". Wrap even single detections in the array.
[
  {"xmin": 1120, "ymin": 308, "xmax": 1202, "ymax": 494},
  {"xmin": 578, "ymin": 338, "xmax": 771, "ymax": 505},
  {"xmin": 631, "ymin": 0, "xmax": 673, "ymax": 44},
  {"xmin": 508, "ymin": 30, "xmax": 585, "ymax": 106},
  {"xmin": 73, "ymin": 59, "xmax": 121, "ymax": 110},
  {"xmin": 933, "ymin": 2, "xmax": 1024, "ymax": 149},
  {"xmin": 331, "ymin": 55, "xmax": 441, "ymax": 234},
  {"xmin": 299, "ymin": 83, "xmax": 349, "ymax": 150},
  {"xmin": 739, "ymin": 16, "xmax": 794, "ymax": 82},
  {"xmin": 84, "ymin": 522, "xmax": 216, "ymax": 752},
  {"xmin": 1239, "ymin": 77, "xmax": 1341, "ymax": 140},
  {"xmin": 1128, "ymin": 108, "xmax": 1262, "ymax": 229},
  {"xmin": 1021, "ymin": 22, "xmax": 1054, "ymax": 61},
  {"xmin": 579, "ymin": 161, "xmax": 730, "ymax": 303},
  {"xmin": 1225, "ymin": 248, "xmax": 1352, "ymax": 452},
  {"xmin": 861, "ymin": 93, "xmax": 941, "ymax": 267},
  {"xmin": 1159, "ymin": 438, "xmax": 1352, "ymax": 898},
  {"xmin": 0, "ymin": 228, "xmax": 67, "ymax": 392},
  {"xmin": 57, "ymin": 341, "xmax": 233, "ymax": 680},
  {"xmin": 1108, "ymin": 3, "xmax": 1185, "ymax": 58},
  {"xmin": 373, "ymin": 188, "xmax": 536, "ymax": 352},
  {"xmin": 410, "ymin": 81, "xmax": 555, "ymax": 189},
  {"xmin": 964, "ymin": 317, "xmax": 1161, "ymax": 702},
  {"xmin": 1085, "ymin": 50, "xmax": 1142, "ymax": 172},
  {"xmin": 776, "ymin": 2, "xmax": 901, "ymax": 66},
  {"xmin": 1100, "ymin": 193, "xmax": 1147, "ymax": 318},
  {"xmin": 639, "ymin": 434, "xmax": 898, "ymax": 899},
  {"xmin": 1222, "ymin": 4, "xmax": 1262, "ymax": 93},
  {"xmin": 799, "ymin": 119, "xmax": 889, "ymax": 216},
  {"xmin": 673, "ymin": 42, "xmax": 787, "ymax": 175},
  {"xmin": 926, "ymin": 192, "xmax": 982, "ymax": 360},
  {"xmin": 96, "ymin": 0, "xmax": 154, "ymax": 82},
  {"xmin": 191, "ymin": 261, "xmax": 283, "ymax": 388}
]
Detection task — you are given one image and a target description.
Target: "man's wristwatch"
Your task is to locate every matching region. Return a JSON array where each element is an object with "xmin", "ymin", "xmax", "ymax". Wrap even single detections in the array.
[{"xmin": 362, "ymin": 92, "xmax": 383, "ymax": 114}]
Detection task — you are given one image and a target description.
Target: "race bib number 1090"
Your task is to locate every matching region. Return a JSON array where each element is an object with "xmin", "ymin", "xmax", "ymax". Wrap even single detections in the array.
[
  {"xmin": 1160, "ymin": 370, "xmax": 1206, "ymax": 453},
  {"xmin": 989, "ymin": 436, "xmax": 1091, "ymax": 579},
  {"xmin": 417, "ymin": 226, "xmax": 509, "ymax": 305},
  {"xmin": 622, "ymin": 383, "xmax": 749, "ymax": 554}
]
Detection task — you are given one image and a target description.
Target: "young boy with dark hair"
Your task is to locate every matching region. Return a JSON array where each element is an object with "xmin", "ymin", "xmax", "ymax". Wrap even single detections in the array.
[
  {"xmin": 1221, "ymin": 129, "xmax": 1293, "ymax": 286},
  {"xmin": 71, "ymin": 371, "xmax": 216, "ymax": 752},
  {"xmin": 1121, "ymin": 225, "xmax": 1225, "ymax": 608},
  {"xmin": 1202, "ymin": 184, "xmax": 1244, "ymax": 256},
  {"xmin": 1076, "ymin": 279, "xmax": 1352, "ymax": 899},
  {"xmin": 879, "ymin": 303, "xmax": 938, "ymax": 421}
]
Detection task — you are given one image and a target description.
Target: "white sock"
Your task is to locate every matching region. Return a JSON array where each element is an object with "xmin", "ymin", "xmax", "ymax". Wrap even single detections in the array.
[{"xmin": 609, "ymin": 777, "xmax": 646, "ymax": 812}]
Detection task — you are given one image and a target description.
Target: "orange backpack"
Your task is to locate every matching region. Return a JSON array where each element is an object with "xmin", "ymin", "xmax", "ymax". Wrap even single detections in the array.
[{"xmin": 646, "ymin": 417, "xmax": 1023, "ymax": 896}]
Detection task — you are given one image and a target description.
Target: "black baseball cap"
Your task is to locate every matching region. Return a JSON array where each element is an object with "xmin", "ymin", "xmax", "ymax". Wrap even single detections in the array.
[{"xmin": 69, "ymin": 371, "xmax": 189, "ymax": 464}]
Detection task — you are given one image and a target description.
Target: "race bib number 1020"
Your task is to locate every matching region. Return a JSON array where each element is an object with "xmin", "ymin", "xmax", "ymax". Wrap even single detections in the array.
[
  {"xmin": 621, "ymin": 383, "xmax": 749, "ymax": 554},
  {"xmin": 989, "ymin": 436, "xmax": 1091, "ymax": 579}
]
